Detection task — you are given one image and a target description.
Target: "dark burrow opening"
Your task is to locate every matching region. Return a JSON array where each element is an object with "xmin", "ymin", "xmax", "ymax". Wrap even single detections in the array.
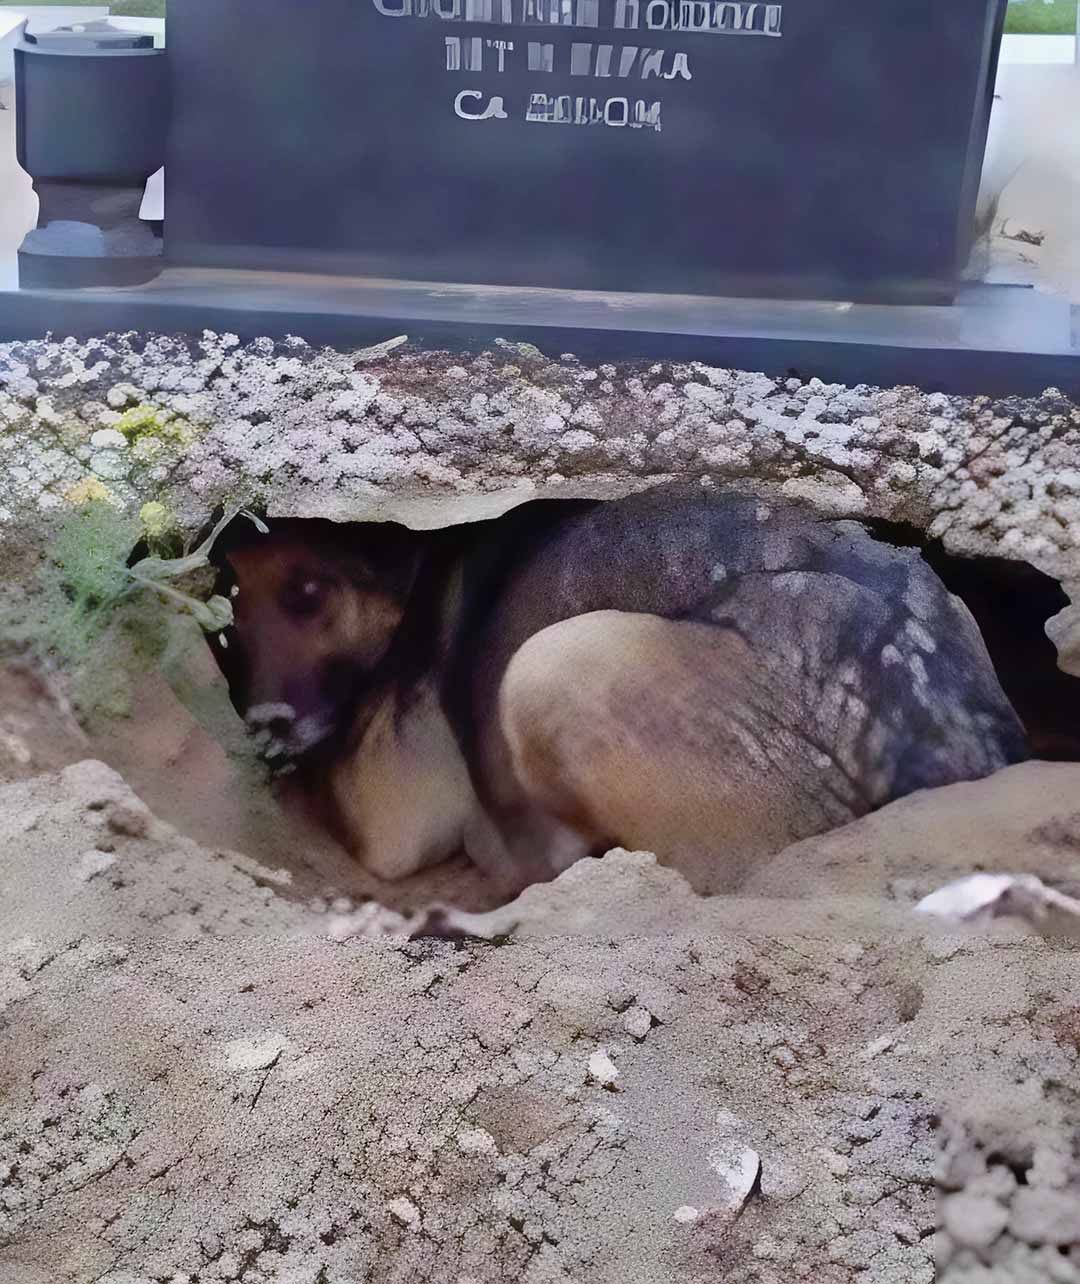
[
  {"xmin": 206, "ymin": 507, "xmax": 1080, "ymax": 774},
  {"xmin": 63, "ymin": 500, "xmax": 1075, "ymax": 913},
  {"xmin": 202, "ymin": 503, "xmax": 1078, "ymax": 811},
  {"xmin": 202, "ymin": 505, "xmax": 1078, "ymax": 816},
  {"xmin": 866, "ymin": 520, "xmax": 1080, "ymax": 762}
]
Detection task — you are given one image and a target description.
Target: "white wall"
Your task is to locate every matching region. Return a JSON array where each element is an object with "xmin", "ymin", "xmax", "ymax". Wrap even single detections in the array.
[
  {"xmin": 1, "ymin": 8, "xmax": 111, "ymax": 81},
  {"xmin": 0, "ymin": 18, "xmax": 36, "ymax": 290},
  {"xmin": 974, "ymin": 60, "xmax": 1080, "ymax": 301}
]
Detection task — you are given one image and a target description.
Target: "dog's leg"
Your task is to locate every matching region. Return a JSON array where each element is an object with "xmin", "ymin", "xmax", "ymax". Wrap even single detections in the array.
[
  {"xmin": 331, "ymin": 681, "xmax": 477, "ymax": 881},
  {"xmin": 497, "ymin": 609, "xmax": 864, "ymax": 894},
  {"xmin": 462, "ymin": 801, "xmax": 591, "ymax": 896}
]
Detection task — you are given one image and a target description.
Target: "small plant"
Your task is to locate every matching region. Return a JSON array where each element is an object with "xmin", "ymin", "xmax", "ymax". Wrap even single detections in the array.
[
  {"xmin": 125, "ymin": 506, "xmax": 267, "ymax": 633},
  {"xmin": 41, "ymin": 499, "xmax": 142, "ymax": 669},
  {"xmin": 0, "ymin": 500, "xmax": 265, "ymax": 721}
]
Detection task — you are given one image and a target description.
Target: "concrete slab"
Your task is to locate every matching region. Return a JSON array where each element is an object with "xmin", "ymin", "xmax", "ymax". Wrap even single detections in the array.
[{"xmin": 1000, "ymin": 33, "xmax": 1077, "ymax": 63}]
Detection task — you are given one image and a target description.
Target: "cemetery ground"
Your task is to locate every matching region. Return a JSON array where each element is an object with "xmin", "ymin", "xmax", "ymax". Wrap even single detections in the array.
[
  {"xmin": 0, "ymin": 333, "xmax": 1078, "ymax": 1283},
  {"xmin": 1, "ymin": 5, "xmax": 1080, "ymax": 1282}
]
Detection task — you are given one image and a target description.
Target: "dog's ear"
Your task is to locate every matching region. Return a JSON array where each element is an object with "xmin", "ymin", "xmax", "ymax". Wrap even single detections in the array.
[
  {"xmin": 222, "ymin": 542, "xmax": 274, "ymax": 582},
  {"xmin": 338, "ymin": 522, "xmax": 430, "ymax": 602}
]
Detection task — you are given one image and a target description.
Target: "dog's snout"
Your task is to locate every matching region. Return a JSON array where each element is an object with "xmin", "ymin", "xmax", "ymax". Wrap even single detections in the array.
[{"xmin": 245, "ymin": 702, "xmax": 297, "ymax": 732}]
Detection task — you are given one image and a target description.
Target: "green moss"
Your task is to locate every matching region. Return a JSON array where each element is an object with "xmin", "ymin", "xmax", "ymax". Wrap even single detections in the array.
[{"xmin": 114, "ymin": 403, "xmax": 197, "ymax": 449}]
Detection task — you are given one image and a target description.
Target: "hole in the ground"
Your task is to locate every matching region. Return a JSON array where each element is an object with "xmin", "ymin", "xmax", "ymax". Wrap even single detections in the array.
[
  {"xmin": 191, "ymin": 501, "xmax": 1080, "ymax": 913},
  {"xmin": 864, "ymin": 520, "xmax": 1080, "ymax": 762}
]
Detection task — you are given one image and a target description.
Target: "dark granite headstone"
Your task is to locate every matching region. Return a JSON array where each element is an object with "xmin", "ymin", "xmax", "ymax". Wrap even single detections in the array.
[{"xmin": 165, "ymin": 0, "xmax": 1006, "ymax": 302}]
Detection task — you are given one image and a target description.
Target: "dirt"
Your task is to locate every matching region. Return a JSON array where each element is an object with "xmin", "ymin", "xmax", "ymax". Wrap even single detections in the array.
[{"xmin": 0, "ymin": 655, "xmax": 1078, "ymax": 1283}]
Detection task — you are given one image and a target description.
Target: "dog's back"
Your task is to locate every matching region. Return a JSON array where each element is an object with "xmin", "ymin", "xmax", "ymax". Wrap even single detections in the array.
[{"xmin": 442, "ymin": 486, "xmax": 1028, "ymax": 890}]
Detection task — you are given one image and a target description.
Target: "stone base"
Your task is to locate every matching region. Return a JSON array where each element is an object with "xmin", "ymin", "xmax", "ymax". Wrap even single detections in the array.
[
  {"xmin": 0, "ymin": 270, "xmax": 1077, "ymax": 396},
  {"xmin": 17, "ymin": 180, "xmax": 163, "ymax": 290}
]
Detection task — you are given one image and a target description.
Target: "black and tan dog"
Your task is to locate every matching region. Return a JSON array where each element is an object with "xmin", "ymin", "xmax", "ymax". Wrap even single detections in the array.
[{"xmin": 210, "ymin": 485, "xmax": 1029, "ymax": 895}]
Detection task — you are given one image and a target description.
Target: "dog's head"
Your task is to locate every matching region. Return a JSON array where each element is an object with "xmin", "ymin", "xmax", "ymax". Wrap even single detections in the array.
[{"xmin": 210, "ymin": 519, "xmax": 427, "ymax": 766}]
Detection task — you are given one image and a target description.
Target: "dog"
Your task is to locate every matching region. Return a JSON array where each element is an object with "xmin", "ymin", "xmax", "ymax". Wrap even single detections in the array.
[{"xmin": 209, "ymin": 485, "xmax": 1029, "ymax": 895}]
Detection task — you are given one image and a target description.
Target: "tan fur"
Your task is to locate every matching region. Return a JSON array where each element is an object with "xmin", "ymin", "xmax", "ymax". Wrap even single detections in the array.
[
  {"xmin": 500, "ymin": 610, "xmax": 858, "ymax": 893},
  {"xmin": 226, "ymin": 541, "xmax": 471, "ymax": 878},
  {"xmin": 330, "ymin": 682, "xmax": 477, "ymax": 881},
  {"xmin": 227, "ymin": 543, "xmax": 405, "ymax": 712}
]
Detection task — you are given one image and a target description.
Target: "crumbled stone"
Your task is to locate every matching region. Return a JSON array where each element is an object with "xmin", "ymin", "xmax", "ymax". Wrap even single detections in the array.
[
  {"xmin": 222, "ymin": 1032, "xmax": 290, "ymax": 1071},
  {"xmin": 586, "ymin": 1049, "xmax": 620, "ymax": 1087},
  {"xmin": 388, "ymin": 1196, "xmax": 422, "ymax": 1230},
  {"xmin": 621, "ymin": 1004, "xmax": 653, "ymax": 1041},
  {"xmin": 2, "ymin": 335, "xmax": 1077, "ymax": 678},
  {"xmin": 942, "ymin": 1192, "xmax": 1010, "ymax": 1251},
  {"xmin": 105, "ymin": 799, "xmax": 152, "ymax": 838},
  {"xmin": 72, "ymin": 849, "xmax": 117, "ymax": 883},
  {"xmin": 1010, "ymin": 1187, "xmax": 1080, "ymax": 1246}
]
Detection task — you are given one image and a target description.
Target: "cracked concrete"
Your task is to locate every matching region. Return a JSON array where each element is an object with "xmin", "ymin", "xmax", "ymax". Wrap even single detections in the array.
[{"xmin": 2, "ymin": 333, "xmax": 1079, "ymax": 671}]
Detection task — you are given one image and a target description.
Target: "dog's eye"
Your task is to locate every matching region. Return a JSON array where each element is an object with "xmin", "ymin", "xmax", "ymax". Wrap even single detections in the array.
[{"xmin": 280, "ymin": 573, "xmax": 333, "ymax": 619}]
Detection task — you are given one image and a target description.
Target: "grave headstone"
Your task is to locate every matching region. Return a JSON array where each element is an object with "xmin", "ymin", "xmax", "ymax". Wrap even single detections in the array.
[{"xmin": 165, "ymin": 0, "xmax": 1007, "ymax": 302}]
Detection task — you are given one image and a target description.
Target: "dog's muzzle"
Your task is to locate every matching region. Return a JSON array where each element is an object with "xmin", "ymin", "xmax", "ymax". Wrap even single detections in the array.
[{"xmin": 245, "ymin": 702, "xmax": 334, "ymax": 768}]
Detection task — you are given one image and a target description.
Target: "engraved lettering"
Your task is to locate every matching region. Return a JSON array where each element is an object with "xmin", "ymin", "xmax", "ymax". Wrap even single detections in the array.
[
  {"xmin": 526, "ymin": 93, "xmax": 661, "ymax": 129},
  {"xmin": 639, "ymin": 47, "xmax": 664, "ymax": 76},
  {"xmin": 618, "ymin": 44, "xmax": 639, "ymax": 75},
  {"xmin": 527, "ymin": 40, "xmax": 555, "ymax": 70},
  {"xmin": 487, "ymin": 37, "xmax": 514, "ymax": 70},
  {"xmin": 614, "ymin": 0, "xmax": 639, "ymax": 27},
  {"xmin": 454, "ymin": 89, "xmax": 509, "ymax": 119},
  {"xmin": 372, "ymin": 0, "xmax": 782, "ymax": 34}
]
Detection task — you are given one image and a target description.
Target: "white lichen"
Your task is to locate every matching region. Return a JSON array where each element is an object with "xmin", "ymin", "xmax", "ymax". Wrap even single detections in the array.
[{"xmin": 2, "ymin": 333, "xmax": 1078, "ymax": 666}]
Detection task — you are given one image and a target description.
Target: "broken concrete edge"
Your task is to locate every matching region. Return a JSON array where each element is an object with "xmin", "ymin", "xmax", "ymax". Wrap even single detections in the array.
[
  {"xmin": 2, "ymin": 329, "xmax": 1079, "ymax": 672},
  {"xmin": 1046, "ymin": 582, "xmax": 1080, "ymax": 677}
]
